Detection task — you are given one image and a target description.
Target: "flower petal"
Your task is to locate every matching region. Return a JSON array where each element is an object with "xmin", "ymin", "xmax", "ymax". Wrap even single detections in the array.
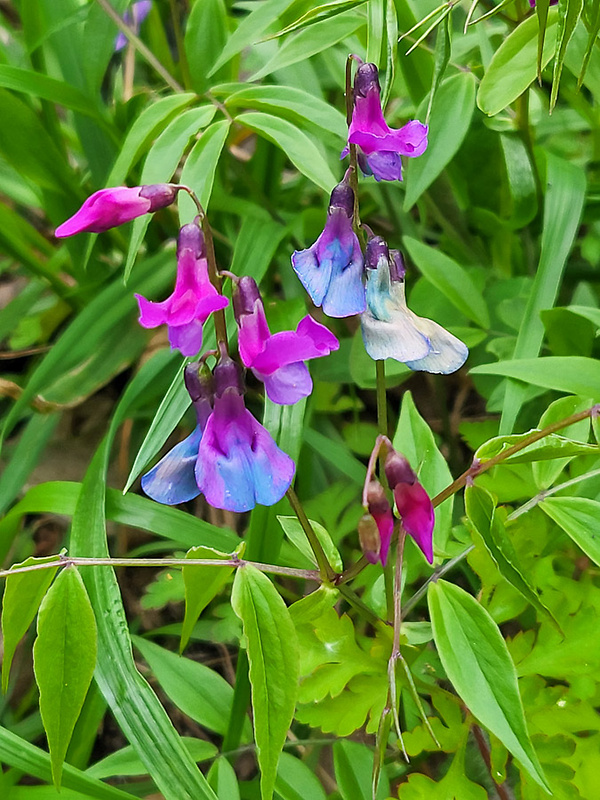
[
  {"xmin": 141, "ymin": 426, "xmax": 202, "ymax": 505},
  {"xmin": 259, "ymin": 362, "xmax": 313, "ymax": 405},
  {"xmin": 393, "ymin": 481, "xmax": 434, "ymax": 563},
  {"xmin": 168, "ymin": 320, "xmax": 205, "ymax": 356},
  {"xmin": 404, "ymin": 317, "xmax": 469, "ymax": 374},
  {"xmin": 55, "ymin": 187, "xmax": 151, "ymax": 236}
]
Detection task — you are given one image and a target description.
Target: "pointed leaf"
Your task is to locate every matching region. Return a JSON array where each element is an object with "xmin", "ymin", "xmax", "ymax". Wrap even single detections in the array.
[
  {"xmin": 540, "ymin": 497, "xmax": 600, "ymax": 566},
  {"xmin": 178, "ymin": 120, "xmax": 231, "ymax": 223},
  {"xmin": 277, "ymin": 515, "xmax": 343, "ymax": 571},
  {"xmin": 550, "ymin": 0, "xmax": 583, "ymax": 111}
]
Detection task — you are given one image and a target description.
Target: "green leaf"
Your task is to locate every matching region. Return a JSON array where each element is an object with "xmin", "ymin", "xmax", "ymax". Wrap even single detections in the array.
[
  {"xmin": 392, "ymin": 391, "xmax": 454, "ymax": 556},
  {"xmin": 550, "ymin": 0, "xmax": 583, "ymax": 111},
  {"xmin": 207, "ymin": 757, "xmax": 241, "ymax": 800},
  {"xmin": 474, "ymin": 431, "xmax": 597, "ymax": 464},
  {"xmin": 470, "ymin": 356, "xmax": 600, "ymax": 398},
  {"xmin": 366, "ymin": 0, "xmax": 385, "ymax": 65},
  {"xmin": 275, "ymin": 752, "xmax": 327, "ymax": 800},
  {"xmin": 277, "ymin": 515, "xmax": 343, "ymax": 571},
  {"xmin": 499, "ymin": 133, "xmax": 538, "ymax": 229},
  {"xmin": 269, "ymin": 0, "xmax": 366, "ymax": 38},
  {"xmin": 535, "ymin": 0, "xmax": 553, "ymax": 81},
  {"xmin": 532, "ymin": 395, "xmax": 592, "ymax": 489},
  {"xmin": 87, "ymin": 738, "xmax": 217, "ymax": 779},
  {"xmin": 181, "ymin": 546, "xmax": 237, "ymax": 654},
  {"xmin": 132, "ymin": 636, "xmax": 238, "ymax": 735},
  {"xmin": 465, "ymin": 485, "xmax": 560, "ymax": 630},
  {"xmin": 231, "ymin": 565, "xmax": 299, "ymax": 800},
  {"xmin": 540, "ymin": 497, "xmax": 600, "ymax": 566},
  {"xmin": 576, "ymin": 0, "xmax": 600, "ymax": 88},
  {"xmin": 178, "ymin": 120, "xmax": 231, "ymax": 223},
  {"xmin": 235, "ymin": 112, "xmax": 337, "ymax": 193},
  {"xmin": 402, "ymin": 237, "xmax": 489, "ymax": 328},
  {"xmin": 0, "ymin": 66, "xmax": 101, "ymax": 120},
  {"xmin": 428, "ymin": 580, "xmax": 549, "ymax": 791},
  {"xmin": 333, "ymin": 739, "xmax": 389, "ymax": 800},
  {"xmin": 184, "ymin": 0, "xmax": 228, "ymax": 93},
  {"xmin": 303, "ymin": 427, "xmax": 366, "ymax": 485},
  {"xmin": 2, "ymin": 555, "xmax": 61, "ymax": 693},
  {"xmin": 477, "ymin": 9, "xmax": 559, "ymax": 115},
  {"xmin": 33, "ymin": 567, "xmax": 97, "ymax": 788}
]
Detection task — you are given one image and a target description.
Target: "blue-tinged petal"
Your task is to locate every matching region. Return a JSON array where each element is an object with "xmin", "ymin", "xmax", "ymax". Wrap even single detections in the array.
[
  {"xmin": 141, "ymin": 426, "xmax": 202, "ymax": 505},
  {"xmin": 291, "ymin": 246, "xmax": 331, "ymax": 307},
  {"xmin": 361, "ymin": 311, "xmax": 431, "ymax": 362},
  {"xmin": 404, "ymin": 318, "xmax": 469, "ymax": 374},
  {"xmin": 248, "ymin": 423, "xmax": 295, "ymax": 506},
  {"xmin": 365, "ymin": 151, "xmax": 404, "ymax": 182},
  {"xmin": 322, "ymin": 240, "xmax": 366, "ymax": 317}
]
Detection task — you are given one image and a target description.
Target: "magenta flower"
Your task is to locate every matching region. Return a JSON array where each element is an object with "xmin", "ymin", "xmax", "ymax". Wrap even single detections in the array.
[
  {"xmin": 291, "ymin": 175, "xmax": 365, "ymax": 317},
  {"xmin": 195, "ymin": 354, "xmax": 295, "ymax": 512},
  {"xmin": 115, "ymin": 1, "xmax": 152, "ymax": 51},
  {"xmin": 55, "ymin": 184, "xmax": 179, "ymax": 237},
  {"xmin": 233, "ymin": 277, "xmax": 339, "ymax": 405},
  {"xmin": 135, "ymin": 222, "xmax": 228, "ymax": 357},
  {"xmin": 342, "ymin": 62, "xmax": 428, "ymax": 182},
  {"xmin": 385, "ymin": 450, "xmax": 434, "ymax": 564},
  {"xmin": 359, "ymin": 481, "xmax": 395, "ymax": 566}
]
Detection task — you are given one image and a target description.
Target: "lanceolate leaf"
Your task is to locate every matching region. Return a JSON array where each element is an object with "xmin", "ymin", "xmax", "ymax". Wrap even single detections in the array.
[
  {"xmin": 231, "ymin": 565, "xmax": 299, "ymax": 800},
  {"xmin": 428, "ymin": 580, "xmax": 549, "ymax": 791},
  {"xmin": 540, "ymin": 497, "xmax": 600, "ymax": 566},
  {"xmin": 550, "ymin": 0, "xmax": 583, "ymax": 111},
  {"xmin": 33, "ymin": 566, "xmax": 98, "ymax": 788},
  {"xmin": 178, "ymin": 120, "xmax": 231, "ymax": 223},
  {"xmin": 470, "ymin": 356, "xmax": 600, "ymax": 398}
]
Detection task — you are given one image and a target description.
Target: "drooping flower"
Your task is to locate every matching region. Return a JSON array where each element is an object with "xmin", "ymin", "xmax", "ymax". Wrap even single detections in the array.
[
  {"xmin": 385, "ymin": 449, "xmax": 434, "ymax": 563},
  {"xmin": 115, "ymin": 1, "xmax": 152, "ymax": 51},
  {"xmin": 195, "ymin": 353, "xmax": 295, "ymax": 512},
  {"xmin": 342, "ymin": 62, "xmax": 428, "ymax": 182},
  {"xmin": 142, "ymin": 363, "xmax": 213, "ymax": 505},
  {"xmin": 361, "ymin": 237, "xmax": 468, "ymax": 374},
  {"xmin": 291, "ymin": 174, "xmax": 366, "ymax": 318},
  {"xmin": 55, "ymin": 184, "xmax": 179, "ymax": 237},
  {"xmin": 135, "ymin": 221, "xmax": 228, "ymax": 357},
  {"xmin": 233, "ymin": 276, "xmax": 339, "ymax": 405},
  {"xmin": 359, "ymin": 480, "xmax": 395, "ymax": 566}
]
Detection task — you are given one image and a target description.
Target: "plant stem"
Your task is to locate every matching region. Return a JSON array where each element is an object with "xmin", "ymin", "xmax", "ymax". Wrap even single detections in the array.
[
  {"xmin": 286, "ymin": 487, "xmax": 336, "ymax": 582},
  {"xmin": 386, "ymin": 530, "xmax": 409, "ymax": 758},
  {"xmin": 93, "ymin": 0, "xmax": 183, "ymax": 92},
  {"xmin": 508, "ymin": 465, "xmax": 600, "ymax": 520},
  {"xmin": 345, "ymin": 55, "xmax": 361, "ymax": 231},
  {"xmin": 337, "ymin": 584, "xmax": 389, "ymax": 631},
  {"xmin": 376, "ymin": 360, "xmax": 388, "ymax": 438}
]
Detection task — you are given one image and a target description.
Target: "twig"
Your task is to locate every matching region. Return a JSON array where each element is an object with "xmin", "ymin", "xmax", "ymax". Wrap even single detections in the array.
[{"xmin": 286, "ymin": 487, "xmax": 336, "ymax": 582}]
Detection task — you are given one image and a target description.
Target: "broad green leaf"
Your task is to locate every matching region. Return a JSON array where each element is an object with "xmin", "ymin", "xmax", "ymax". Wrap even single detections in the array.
[
  {"xmin": 477, "ymin": 9, "xmax": 559, "ymax": 115},
  {"xmin": 550, "ymin": 0, "xmax": 583, "ymax": 111},
  {"xmin": 333, "ymin": 739, "xmax": 389, "ymax": 800},
  {"xmin": 404, "ymin": 72, "xmax": 476, "ymax": 209},
  {"xmin": 0, "ymin": 726, "xmax": 132, "ymax": 800},
  {"xmin": 303, "ymin": 427, "xmax": 366, "ymax": 485},
  {"xmin": 428, "ymin": 580, "xmax": 549, "ymax": 790},
  {"xmin": 0, "ymin": 66, "xmax": 101, "ymax": 120},
  {"xmin": 393, "ymin": 391, "xmax": 454, "ymax": 556},
  {"xmin": 207, "ymin": 758, "xmax": 241, "ymax": 800},
  {"xmin": 178, "ymin": 120, "xmax": 231, "ymax": 223},
  {"xmin": 235, "ymin": 112, "xmax": 337, "ymax": 193},
  {"xmin": 277, "ymin": 515, "xmax": 343, "ymax": 571},
  {"xmin": 540, "ymin": 497, "xmax": 600, "ymax": 566},
  {"xmin": 275, "ymin": 752, "xmax": 327, "ymax": 800},
  {"xmin": 2, "ymin": 555, "xmax": 61, "ymax": 693},
  {"xmin": 366, "ymin": 0, "xmax": 385, "ymax": 65},
  {"xmin": 231, "ymin": 565, "xmax": 299, "ymax": 800},
  {"xmin": 532, "ymin": 395, "xmax": 592, "ymax": 488},
  {"xmin": 474, "ymin": 431, "xmax": 597, "ymax": 464},
  {"xmin": 33, "ymin": 567, "xmax": 97, "ymax": 788},
  {"xmin": 465, "ymin": 485, "xmax": 559, "ymax": 630},
  {"xmin": 470, "ymin": 356, "xmax": 600, "ymax": 398},
  {"xmin": 87, "ymin": 739, "xmax": 217, "ymax": 779},
  {"xmin": 500, "ymin": 133, "xmax": 538, "ymax": 229},
  {"xmin": 402, "ymin": 237, "xmax": 489, "ymax": 328},
  {"xmin": 181, "ymin": 546, "xmax": 237, "ymax": 653},
  {"xmin": 184, "ymin": 0, "xmax": 228, "ymax": 94}
]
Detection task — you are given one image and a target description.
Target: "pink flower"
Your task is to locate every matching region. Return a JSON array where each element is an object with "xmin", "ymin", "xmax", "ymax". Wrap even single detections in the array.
[
  {"xmin": 385, "ymin": 450, "xmax": 434, "ymax": 563},
  {"xmin": 55, "ymin": 184, "xmax": 179, "ymax": 236},
  {"xmin": 233, "ymin": 276, "xmax": 339, "ymax": 405},
  {"xmin": 135, "ymin": 222, "xmax": 228, "ymax": 357}
]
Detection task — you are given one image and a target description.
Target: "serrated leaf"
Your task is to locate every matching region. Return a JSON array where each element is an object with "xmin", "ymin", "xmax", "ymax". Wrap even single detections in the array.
[
  {"xmin": 231, "ymin": 565, "xmax": 299, "ymax": 800},
  {"xmin": 428, "ymin": 580, "xmax": 549, "ymax": 791},
  {"xmin": 33, "ymin": 567, "xmax": 97, "ymax": 788},
  {"xmin": 540, "ymin": 497, "xmax": 600, "ymax": 566},
  {"xmin": 2, "ymin": 555, "xmax": 61, "ymax": 693},
  {"xmin": 277, "ymin": 515, "xmax": 343, "ymax": 572}
]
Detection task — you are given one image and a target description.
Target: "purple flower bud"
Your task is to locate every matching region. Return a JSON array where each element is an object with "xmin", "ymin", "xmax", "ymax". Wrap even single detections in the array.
[
  {"xmin": 184, "ymin": 362, "xmax": 214, "ymax": 429},
  {"xmin": 55, "ymin": 184, "xmax": 179, "ymax": 237},
  {"xmin": 389, "ymin": 249, "xmax": 406, "ymax": 282},
  {"xmin": 135, "ymin": 222, "xmax": 228, "ymax": 357},
  {"xmin": 361, "ymin": 480, "xmax": 395, "ymax": 566},
  {"xmin": 213, "ymin": 351, "xmax": 245, "ymax": 398},
  {"xmin": 365, "ymin": 236, "xmax": 389, "ymax": 271},
  {"xmin": 385, "ymin": 450, "xmax": 434, "ymax": 564},
  {"xmin": 235, "ymin": 277, "xmax": 339, "ymax": 405},
  {"xmin": 353, "ymin": 62, "xmax": 380, "ymax": 98}
]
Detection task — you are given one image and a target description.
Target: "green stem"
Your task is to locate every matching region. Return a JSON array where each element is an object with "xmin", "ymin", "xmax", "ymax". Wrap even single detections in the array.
[
  {"xmin": 376, "ymin": 360, "xmax": 388, "ymax": 438},
  {"xmin": 345, "ymin": 56, "xmax": 361, "ymax": 232},
  {"xmin": 286, "ymin": 487, "xmax": 336, "ymax": 582},
  {"xmin": 338, "ymin": 584, "xmax": 389, "ymax": 632}
]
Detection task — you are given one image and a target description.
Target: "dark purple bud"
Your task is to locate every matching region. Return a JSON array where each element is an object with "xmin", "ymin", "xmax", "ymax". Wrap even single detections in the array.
[
  {"xmin": 213, "ymin": 352, "xmax": 245, "ymax": 397},
  {"xmin": 366, "ymin": 480, "xmax": 390, "ymax": 517},
  {"xmin": 233, "ymin": 276, "xmax": 262, "ymax": 322},
  {"xmin": 389, "ymin": 249, "xmax": 406, "ymax": 282},
  {"xmin": 184, "ymin": 362, "xmax": 214, "ymax": 429},
  {"xmin": 385, "ymin": 450, "xmax": 416, "ymax": 488},
  {"xmin": 329, "ymin": 180, "xmax": 354, "ymax": 218},
  {"xmin": 361, "ymin": 480, "xmax": 395, "ymax": 566},
  {"xmin": 177, "ymin": 221, "xmax": 205, "ymax": 258},
  {"xmin": 139, "ymin": 183, "xmax": 180, "ymax": 212},
  {"xmin": 354, "ymin": 62, "xmax": 381, "ymax": 99},
  {"xmin": 358, "ymin": 513, "xmax": 381, "ymax": 564},
  {"xmin": 365, "ymin": 236, "xmax": 389, "ymax": 271}
]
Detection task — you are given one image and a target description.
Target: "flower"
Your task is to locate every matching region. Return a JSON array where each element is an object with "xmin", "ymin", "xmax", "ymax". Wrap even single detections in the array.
[
  {"xmin": 359, "ymin": 480, "xmax": 395, "ymax": 566},
  {"xmin": 55, "ymin": 184, "xmax": 179, "ymax": 237},
  {"xmin": 361, "ymin": 237, "xmax": 468, "ymax": 374},
  {"xmin": 115, "ymin": 1, "xmax": 152, "ymax": 51},
  {"xmin": 385, "ymin": 449, "xmax": 434, "ymax": 563},
  {"xmin": 291, "ymin": 175, "xmax": 365, "ymax": 317},
  {"xmin": 141, "ymin": 363, "xmax": 214, "ymax": 505},
  {"xmin": 195, "ymin": 353, "xmax": 295, "ymax": 512},
  {"xmin": 135, "ymin": 222, "xmax": 228, "ymax": 357},
  {"xmin": 233, "ymin": 276, "xmax": 339, "ymax": 405},
  {"xmin": 342, "ymin": 62, "xmax": 428, "ymax": 182}
]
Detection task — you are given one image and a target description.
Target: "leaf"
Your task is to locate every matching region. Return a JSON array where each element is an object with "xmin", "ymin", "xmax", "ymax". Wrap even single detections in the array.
[
  {"xmin": 132, "ymin": 636, "xmax": 238, "ymax": 735},
  {"xmin": 181, "ymin": 546, "xmax": 237, "ymax": 654},
  {"xmin": 231, "ymin": 565, "xmax": 299, "ymax": 800},
  {"xmin": 366, "ymin": 0, "xmax": 385, "ymax": 65},
  {"xmin": 577, "ymin": 0, "xmax": 600, "ymax": 88},
  {"xmin": 268, "ymin": 0, "xmax": 366, "ymax": 38},
  {"xmin": 207, "ymin": 757, "xmax": 241, "ymax": 800},
  {"xmin": 277, "ymin": 515, "xmax": 343, "ymax": 571},
  {"xmin": 540, "ymin": 497, "xmax": 600, "ymax": 566},
  {"xmin": 428, "ymin": 580, "xmax": 549, "ymax": 791},
  {"xmin": 381, "ymin": 0, "xmax": 398, "ymax": 108},
  {"xmin": 404, "ymin": 72, "xmax": 476, "ymax": 209},
  {"xmin": 465, "ymin": 485, "xmax": 560, "ymax": 630},
  {"xmin": 333, "ymin": 739, "xmax": 389, "ymax": 800},
  {"xmin": 275, "ymin": 752, "xmax": 327, "ymax": 800},
  {"xmin": 402, "ymin": 237, "xmax": 489, "ymax": 328},
  {"xmin": 532, "ymin": 395, "xmax": 592, "ymax": 489},
  {"xmin": 184, "ymin": 0, "xmax": 228, "ymax": 93},
  {"xmin": 474, "ymin": 431, "xmax": 597, "ymax": 464},
  {"xmin": 477, "ymin": 9, "xmax": 559, "ymax": 116},
  {"xmin": 0, "ymin": 66, "xmax": 101, "ymax": 120},
  {"xmin": 550, "ymin": 0, "xmax": 583, "ymax": 111},
  {"xmin": 470, "ymin": 356, "xmax": 600, "ymax": 398},
  {"xmin": 33, "ymin": 567, "xmax": 98, "ymax": 788},
  {"xmin": 235, "ymin": 112, "xmax": 337, "ymax": 193},
  {"xmin": 499, "ymin": 133, "xmax": 538, "ymax": 229},
  {"xmin": 392, "ymin": 391, "xmax": 454, "ymax": 556},
  {"xmin": 426, "ymin": 7, "xmax": 452, "ymax": 123},
  {"xmin": 87, "ymin": 739, "xmax": 217, "ymax": 779},
  {"xmin": 2, "ymin": 555, "xmax": 61, "ymax": 693},
  {"xmin": 178, "ymin": 120, "xmax": 231, "ymax": 224},
  {"xmin": 303, "ymin": 427, "xmax": 366, "ymax": 485}
]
